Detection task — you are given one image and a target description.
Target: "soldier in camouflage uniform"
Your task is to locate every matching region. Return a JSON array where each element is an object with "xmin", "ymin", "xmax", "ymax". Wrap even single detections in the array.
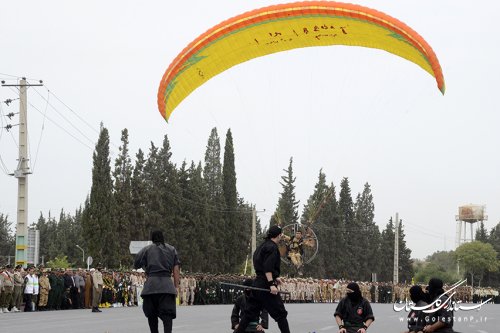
[{"xmin": 38, "ymin": 270, "xmax": 51, "ymax": 310}]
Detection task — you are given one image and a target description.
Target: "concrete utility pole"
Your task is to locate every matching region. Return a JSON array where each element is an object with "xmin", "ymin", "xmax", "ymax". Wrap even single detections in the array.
[
  {"xmin": 393, "ymin": 212, "xmax": 399, "ymax": 284},
  {"xmin": 252, "ymin": 206, "xmax": 256, "ymax": 257},
  {"xmin": 1, "ymin": 78, "xmax": 43, "ymax": 267},
  {"xmin": 251, "ymin": 205, "xmax": 256, "ymax": 275}
]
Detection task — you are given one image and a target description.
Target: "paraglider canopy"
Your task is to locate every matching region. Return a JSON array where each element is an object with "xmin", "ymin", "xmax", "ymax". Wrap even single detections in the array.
[{"xmin": 157, "ymin": 1, "xmax": 444, "ymax": 121}]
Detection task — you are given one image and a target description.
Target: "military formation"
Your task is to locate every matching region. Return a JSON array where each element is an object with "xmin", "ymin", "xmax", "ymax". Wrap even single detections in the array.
[
  {"xmin": 1, "ymin": 265, "xmax": 499, "ymax": 313},
  {"xmin": 0, "ymin": 264, "xmax": 147, "ymax": 312},
  {"xmin": 177, "ymin": 274, "xmax": 500, "ymax": 306}
]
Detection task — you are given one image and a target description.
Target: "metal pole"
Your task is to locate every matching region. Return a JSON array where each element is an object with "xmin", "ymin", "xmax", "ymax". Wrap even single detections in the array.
[
  {"xmin": 251, "ymin": 205, "xmax": 256, "ymax": 275},
  {"xmin": 76, "ymin": 245, "xmax": 84, "ymax": 265},
  {"xmin": 393, "ymin": 213, "xmax": 399, "ymax": 284}
]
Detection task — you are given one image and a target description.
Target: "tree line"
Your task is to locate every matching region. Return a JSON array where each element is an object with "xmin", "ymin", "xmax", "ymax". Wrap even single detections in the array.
[
  {"xmin": 1, "ymin": 125, "xmax": 418, "ymax": 281},
  {"xmin": 269, "ymin": 158, "xmax": 414, "ymax": 281}
]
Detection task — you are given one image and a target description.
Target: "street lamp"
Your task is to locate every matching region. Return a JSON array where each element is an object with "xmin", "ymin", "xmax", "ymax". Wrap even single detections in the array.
[{"xmin": 76, "ymin": 245, "xmax": 85, "ymax": 266}]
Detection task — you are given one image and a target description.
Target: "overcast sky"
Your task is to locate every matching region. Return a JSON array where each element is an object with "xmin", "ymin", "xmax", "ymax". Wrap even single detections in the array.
[{"xmin": 1, "ymin": 0, "xmax": 498, "ymax": 260}]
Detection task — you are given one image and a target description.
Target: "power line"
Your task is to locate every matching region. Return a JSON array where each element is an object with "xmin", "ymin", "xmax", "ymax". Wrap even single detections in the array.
[
  {"xmin": 27, "ymin": 100, "xmax": 94, "ymax": 151},
  {"xmin": 31, "ymin": 89, "xmax": 50, "ymax": 172},
  {"xmin": 42, "ymin": 87, "xmax": 100, "ymax": 136},
  {"xmin": 0, "ymin": 101, "xmax": 12, "ymax": 174},
  {"xmin": 36, "ymin": 86, "xmax": 120, "ymax": 151},
  {"xmin": 31, "ymin": 87, "xmax": 96, "ymax": 147}
]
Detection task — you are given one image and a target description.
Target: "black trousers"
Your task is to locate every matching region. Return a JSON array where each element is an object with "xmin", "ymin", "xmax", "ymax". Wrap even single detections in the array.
[
  {"xmin": 235, "ymin": 277, "xmax": 289, "ymax": 333},
  {"xmin": 70, "ymin": 287, "xmax": 80, "ymax": 309},
  {"xmin": 142, "ymin": 293, "xmax": 176, "ymax": 333}
]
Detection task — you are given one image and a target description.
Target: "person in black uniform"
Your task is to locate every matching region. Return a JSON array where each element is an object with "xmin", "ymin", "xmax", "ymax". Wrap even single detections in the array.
[
  {"xmin": 231, "ymin": 278, "xmax": 269, "ymax": 332},
  {"xmin": 134, "ymin": 230, "xmax": 180, "ymax": 333},
  {"xmin": 235, "ymin": 225, "xmax": 291, "ymax": 333},
  {"xmin": 334, "ymin": 282, "xmax": 375, "ymax": 333},
  {"xmin": 405, "ymin": 285, "xmax": 428, "ymax": 333},
  {"xmin": 422, "ymin": 278, "xmax": 454, "ymax": 333}
]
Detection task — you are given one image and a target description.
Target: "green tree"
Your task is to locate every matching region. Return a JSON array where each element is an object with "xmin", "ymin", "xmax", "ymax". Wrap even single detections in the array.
[
  {"xmin": 338, "ymin": 177, "xmax": 361, "ymax": 279},
  {"xmin": 143, "ymin": 142, "xmax": 164, "ymax": 236},
  {"xmin": 455, "ymin": 241, "xmax": 499, "ymax": 288},
  {"xmin": 475, "ymin": 222, "xmax": 489, "ymax": 242},
  {"xmin": 414, "ymin": 262, "xmax": 457, "ymax": 284},
  {"xmin": 489, "ymin": 222, "xmax": 500, "ymax": 255},
  {"xmin": 113, "ymin": 128, "xmax": 134, "ymax": 267},
  {"xmin": 301, "ymin": 170, "xmax": 341, "ymax": 278},
  {"xmin": 46, "ymin": 255, "xmax": 72, "ymax": 269},
  {"xmin": 34, "ymin": 213, "xmax": 49, "ymax": 261},
  {"xmin": 272, "ymin": 157, "xmax": 299, "ymax": 226},
  {"xmin": 413, "ymin": 251, "xmax": 460, "ymax": 284},
  {"xmin": 177, "ymin": 161, "xmax": 208, "ymax": 272},
  {"xmin": 378, "ymin": 218, "xmax": 395, "ymax": 282},
  {"xmin": 0, "ymin": 213, "xmax": 15, "ymax": 263},
  {"xmin": 222, "ymin": 129, "xmax": 247, "ymax": 271},
  {"xmin": 354, "ymin": 183, "xmax": 380, "ymax": 281},
  {"xmin": 204, "ymin": 128, "xmax": 226, "ymax": 272},
  {"xmin": 82, "ymin": 124, "xmax": 117, "ymax": 267},
  {"xmin": 131, "ymin": 149, "xmax": 147, "ymax": 240},
  {"xmin": 204, "ymin": 128, "xmax": 223, "ymax": 201},
  {"xmin": 397, "ymin": 221, "xmax": 414, "ymax": 283},
  {"xmin": 426, "ymin": 251, "xmax": 459, "ymax": 273},
  {"xmin": 378, "ymin": 217, "xmax": 413, "ymax": 282},
  {"xmin": 157, "ymin": 134, "xmax": 182, "ymax": 247}
]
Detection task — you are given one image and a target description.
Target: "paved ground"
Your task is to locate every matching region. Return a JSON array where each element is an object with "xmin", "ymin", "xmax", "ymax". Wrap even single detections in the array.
[{"xmin": 0, "ymin": 303, "xmax": 497, "ymax": 332}]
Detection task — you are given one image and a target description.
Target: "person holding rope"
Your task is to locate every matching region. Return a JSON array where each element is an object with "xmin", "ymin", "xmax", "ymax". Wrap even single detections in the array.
[{"xmin": 235, "ymin": 225, "xmax": 291, "ymax": 333}]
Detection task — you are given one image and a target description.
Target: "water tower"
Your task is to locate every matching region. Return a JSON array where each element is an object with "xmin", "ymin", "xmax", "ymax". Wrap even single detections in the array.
[{"xmin": 455, "ymin": 204, "xmax": 487, "ymax": 248}]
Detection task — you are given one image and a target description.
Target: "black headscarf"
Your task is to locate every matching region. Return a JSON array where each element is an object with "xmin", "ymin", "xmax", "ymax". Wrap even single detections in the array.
[
  {"xmin": 151, "ymin": 230, "xmax": 165, "ymax": 244},
  {"xmin": 346, "ymin": 282, "xmax": 362, "ymax": 304},
  {"xmin": 409, "ymin": 285, "xmax": 425, "ymax": 304},
  {"xmin": 243, "ymin": 278, "xmax": 253, "ymax": 296},
  {"xmin": 427, "ymin": 278, "xmax": 444, "ymax": 301}
]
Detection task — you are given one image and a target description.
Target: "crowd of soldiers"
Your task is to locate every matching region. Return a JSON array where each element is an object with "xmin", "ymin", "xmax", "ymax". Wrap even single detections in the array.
[
  {"xmin": 2, "ymin": 265, "xmax": 499, "ymax": 313},
  {"xmin": 178, "ymin": 274, "xmax": 500, "ymax": 306},
  {"xmin": 0, "ymin": 264, "xmax": 146, "ymax": 313}
]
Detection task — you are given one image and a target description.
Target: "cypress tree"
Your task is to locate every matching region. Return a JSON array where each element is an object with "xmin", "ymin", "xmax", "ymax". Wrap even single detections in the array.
[
  {"xmin": 301, "ymin": 170, "xmax": 329, "ymax": 277},
  {"xmin": 131, "ymin": 149, "xmax": 147, "ymax": 240},
  {"xmin": 113, "ymin": 128, "xmax": 134, "ymax": 266},
  {"xmin": 378, "ymin": 217, "xmax": 413, "ymax": 282},
  {"xmin": 143, "ymin": 143, "xmax": 163, "ymax": 236},
  {"xmin": 34, "ymin": 213, "xmax": 49, "ymax": 261},
  {"xmin": 82, "ymin": 125, "xmax": 116, "ymax": 267},
  {"xmin": 321, "ymin": 183, "xmax": 344, "ymax": 278},
  {"xmin": 354, "ymin": 183, "xmax": 380, "ymax": 281},
  {"xmin": 398, "ymin": 221, "xmax": 414, "ymax": 283},
  {"xmin": 177, "ymin": 161, "xmax": 205, "ymax": 272},
  {"xmin": 338, "ymin": 177, "xmax": 360, "ymax": 279},
  {"xmin": 158, "ymin": 134, "xmax": 182, "ymax": 245},
  {"xmin": 378, "ymin": 218, "xmax": 395, "ymax": 282},
  {"xmin": 272, "ymin": 157, "xmax": 299, "ymax": 226},
  {"xmin": 192, "ymin": 161, "xmax": 214, "ymax": 272},
  {"xmin": 204, "ymin": 128, "xmax": 226, "ymax": 272},
  {"xmin": 223, "ymin": 129, "xmax": 242, "ymax": 271},
  {"xmin": 45, "ymin": 211, "xmax": 59, "ymax": 261},
  {"xmin": 475, "ymin": 222, "xmax": 489, "ymax": 242},
  {"xmin": 176, "ymin": 161, "xmax": 192, "ymax": 269}
]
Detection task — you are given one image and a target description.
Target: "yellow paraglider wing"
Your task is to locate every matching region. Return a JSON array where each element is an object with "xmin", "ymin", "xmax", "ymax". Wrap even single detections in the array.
[{"xmin": 158, "ymin": 1, "xmax": 445, "ymax": 121}]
